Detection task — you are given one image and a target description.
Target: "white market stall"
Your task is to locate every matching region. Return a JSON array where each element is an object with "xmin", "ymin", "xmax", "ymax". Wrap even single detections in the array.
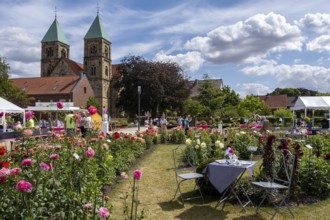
[
  {"xmin": 0, "ymin": 97, "xmax": 25, "ymax": 132},
  {"xmin": 26, "ymin": 102, "xmax": 80, "ymax": 128},
  {"xmin": 292, "ymin": 96, "xmax": 330, "ymax": 129}
]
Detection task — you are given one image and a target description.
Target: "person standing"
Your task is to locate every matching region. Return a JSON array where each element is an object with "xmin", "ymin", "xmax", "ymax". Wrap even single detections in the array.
[
  {"xmin": 177, "ymin": 116, "xmax": 183, "ymax": 127},
  {"xmin": 65, "ymin": 111, "xmax": 75, "ymax": 136},
  {"xmin": 84, "ymin": 112, "xmax": 93, "ymax": 137},
  {"xmin": 160, "ymin": 115, "xmax": 167, "ymax": 131},
  {"xmin": 184, "ymin": 115, "xmax": 191, "ymax": 134}
]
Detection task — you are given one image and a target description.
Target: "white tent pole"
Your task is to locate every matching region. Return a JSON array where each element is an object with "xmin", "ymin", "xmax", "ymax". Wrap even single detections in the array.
[
  {"xmin": 304, "ymin": 108, "xmax": 307, "ymax": 117},
  {"xmin": 23, "ymin": 111, "xmax": 26, "ymax": 127},
  {"xmin": 3, "ymin": 112, "xmax": 7, "ymax": 132},
  {"xmin": 312, "ymin": 109, "xmax": 314, "ymax": 128},
  {"xmin": 292, "ymin": 109, "xmax": 295, "ymax": 128}
]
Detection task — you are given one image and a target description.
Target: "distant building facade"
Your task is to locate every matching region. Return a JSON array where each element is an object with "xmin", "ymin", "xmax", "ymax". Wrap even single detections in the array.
[{"xmin": 12, "ymin": 13, "xmax": 112, "ymax": 110}]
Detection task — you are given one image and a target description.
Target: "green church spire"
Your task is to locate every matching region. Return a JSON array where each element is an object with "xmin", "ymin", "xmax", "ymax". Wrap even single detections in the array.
[
  {"xmin": 41, "ymin": 19, "xmax": 69, "ymax": 45},
  {"xmin": 84, "ymin": 15, "xmax": 110, "ymax": 41}
]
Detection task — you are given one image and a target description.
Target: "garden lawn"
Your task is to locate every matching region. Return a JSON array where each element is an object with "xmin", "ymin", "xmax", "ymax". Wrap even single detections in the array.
[{"xmin": 108, "ymin": 144, "xmax": 330, "ymax": 220}]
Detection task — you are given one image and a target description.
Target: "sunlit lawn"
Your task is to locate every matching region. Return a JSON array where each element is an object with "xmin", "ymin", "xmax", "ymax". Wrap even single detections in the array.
[{"xmin": 108, "ymin": 144, "xmax": 330, "ymax": 220}]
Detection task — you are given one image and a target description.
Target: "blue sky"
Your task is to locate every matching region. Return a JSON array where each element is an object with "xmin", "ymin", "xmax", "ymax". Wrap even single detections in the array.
[{"xmin": 1, "ymin": 0, "xmax": 330, "ymax": 97}]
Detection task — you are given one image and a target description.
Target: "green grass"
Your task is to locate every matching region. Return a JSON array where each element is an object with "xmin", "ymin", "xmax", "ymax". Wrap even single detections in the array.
[{"xmin": 108, "ymin": 144, "xmax": 330, "ymax": 220}]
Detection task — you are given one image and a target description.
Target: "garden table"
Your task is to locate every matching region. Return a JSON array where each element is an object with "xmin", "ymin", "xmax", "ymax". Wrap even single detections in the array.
[{"xmin": 203, "ymin": 160, "xmax": 257, "ymax": 212}]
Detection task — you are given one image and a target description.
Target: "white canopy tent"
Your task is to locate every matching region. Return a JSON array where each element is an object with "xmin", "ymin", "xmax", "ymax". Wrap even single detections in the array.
[
  {"xmin": 292, "ymin": 96, "xmax": 330, "ymax": 129},
  {"xmin": 0, "ymin": 97, "xmax": 25, "ymax": 132}
]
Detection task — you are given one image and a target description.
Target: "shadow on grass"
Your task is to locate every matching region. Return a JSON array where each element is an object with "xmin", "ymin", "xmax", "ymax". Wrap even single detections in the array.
[
  {"xmin": 175, "ymin": 205, "xmax": 229, "ymax": 220},
  {"xmin": 232, "ymin": 213, "xmax": 267, "ymax": 220}
]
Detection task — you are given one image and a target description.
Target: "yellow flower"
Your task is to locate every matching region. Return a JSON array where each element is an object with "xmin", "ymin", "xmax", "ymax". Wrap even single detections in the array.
[
  {"xmin": 106, "ymin": 154, "xmax": 113, "ymax": 161},
  {"xmin": 185, "ymin": 138, "xmax": 192, "ymax": 145},
  {"xmin": 201, "ymin": 142, "xmax": 206, "ymax": 148}
]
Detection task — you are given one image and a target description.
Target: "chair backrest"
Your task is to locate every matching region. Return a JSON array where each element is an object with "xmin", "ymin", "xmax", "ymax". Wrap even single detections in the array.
[
  {"xmin": 173, "ymin": 145, "xmax": 197, "ymax": 175},
  {"xmin": 273, "ymin": 149, "xmax": 295, "ymax": 189}
]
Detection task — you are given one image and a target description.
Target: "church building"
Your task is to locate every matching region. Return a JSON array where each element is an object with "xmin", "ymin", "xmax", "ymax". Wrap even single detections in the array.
[{"xmin": 11, "ymin": 13, "xmax": 112, "ymax": 111}]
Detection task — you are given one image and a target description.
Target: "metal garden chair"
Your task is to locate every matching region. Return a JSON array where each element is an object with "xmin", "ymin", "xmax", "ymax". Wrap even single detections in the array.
[
  {"xmin": 252, "ymin": 149, "xmax": 296, "ymax": 219},
  {"xmin": 172, "ymin": 145, "xmax": 204, "ymax": 205}
]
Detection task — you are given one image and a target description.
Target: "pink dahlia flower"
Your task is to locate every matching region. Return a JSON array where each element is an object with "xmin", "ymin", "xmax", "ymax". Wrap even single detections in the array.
[
  {"xmin": 88, "ymin": 106, "xmax": 98, "ymax": 115},
  {"xmin": 10, "ymin": 168, "xmax": 22, "ymax": 177},
  {"xmin": 133, "ymin": 169, "xmax": 142, "ymax": 181},
  {"xmin": 23, "ymin": 129, "xmax": 33, "ymax": 136},
  {"xmin": 49, "ymin": 154, "xmax": 60, "ymax": 160},
  {"xmin": 57, "ymin": 101, "xmax": 64, "ymax": 109},
  {"xmin": 39, "ymin": 162, "xmax": 52, "ymax": 171},
  {"xmin": 21, "ymin": 158, "xmax": 33, "ymax": 167},
  {"xmin": 16, "ymin": 180, "xmax": 33, "ymax": 192},
  {"xmin": 0, "ymin": 168, "xmax": 10, "ymax": 177},
  {"xmin": 98, "ymin": 207, "xmax": 110, "ymax": 218},
  {"xmin": 86, "ymin": 147, "xmax": 95, "ymax": 158}
]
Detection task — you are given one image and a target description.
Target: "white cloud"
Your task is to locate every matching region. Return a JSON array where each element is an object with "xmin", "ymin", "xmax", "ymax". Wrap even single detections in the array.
[
  {"xmin": 241, "ymin": 64, "xmax": 330, "ymax": 92},
  {"xmin": 298, "ymin": 13, "xmax": 330, "ymax": 33},
  {"xmin": 185, "ymin": 12, "xmax": 303, "ymax": 64},
  {"xmin": 306, "ymin": 35, "xmax": 330, "ymax": 52},
  {"xmin": 153, "ymin": 51, "xmax": 204, "ymax": 72},
  {"xmin": 236, "ymin": 83, "xmax": 272, "ymax": 98}
]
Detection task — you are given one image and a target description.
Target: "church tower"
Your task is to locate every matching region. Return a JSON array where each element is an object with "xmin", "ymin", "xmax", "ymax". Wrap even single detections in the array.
[
  {"xmin": 41, "ymin": 18, "xmax": 69, "ymax": 77},
  {"xmin": 84, "ymin": 14, "xmax": 111, "ymax": 110}
]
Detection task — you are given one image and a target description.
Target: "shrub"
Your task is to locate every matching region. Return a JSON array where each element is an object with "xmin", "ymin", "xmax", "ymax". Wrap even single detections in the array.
[{"xmin": 299, "ymin": 155, "xmax": 330, "ymax": 199}]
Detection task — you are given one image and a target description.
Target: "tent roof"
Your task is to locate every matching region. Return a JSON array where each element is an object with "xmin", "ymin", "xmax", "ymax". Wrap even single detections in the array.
[
  {"xmin": 26, "ymin": 106, "xmax": 80, "ymax": 112},
  {"xmin": 0, "ymin": 97, "xmax": 25, "ymax": 113},
  {"xmin": 292, "ymin": 96, "xmax": 330, "ymax": 110}
]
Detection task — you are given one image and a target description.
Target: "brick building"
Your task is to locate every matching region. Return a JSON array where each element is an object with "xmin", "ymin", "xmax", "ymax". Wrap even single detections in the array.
[{"xmin": 11, "ymin": 13, "xmax": 112, "ymax": 110}]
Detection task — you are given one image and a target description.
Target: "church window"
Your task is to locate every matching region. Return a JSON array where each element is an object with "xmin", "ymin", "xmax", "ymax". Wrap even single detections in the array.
[
  {"xmin": 105, "ymin": 66, "xmax": 109, "ymax": 77},
  {"xmin": 46, "ymin": 48, "xmax": 54, "ymax": 57},
  {"xmin": 84, "ymin": 87, "xmax": 87, "ymax": 94},
  {"xmin": 105, "ymin": 46, "xmax": 109, "ymax": 58},
  {"xmin": 61, "ymin": 49, "xmax": 67, "ymax": 58},
  {"xmin": 91, "ymin": 65, "xmax": 96, "ymax": 75},
  {"xmin": 90, "ymin": 45, "xmax": 97, "ymax": 54}
]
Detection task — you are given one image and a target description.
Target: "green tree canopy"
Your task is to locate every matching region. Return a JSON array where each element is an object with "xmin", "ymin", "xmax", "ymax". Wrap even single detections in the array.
[
  {"xmin": 238, "ymin": 95, "xmax": 271, "ymax": 117},
  {"xmin": 191, "ymin": 74, "xmax": 240, "ymax": 118},
  {"xmin": 273, "ymin": 108, "xmax": 292, "ymax": 118},
  {"xmin": 114, "ymin": 56, "xmax": 190, "ymax": 117},
  {"xmin": 270, "ymin": 88, "xmax": 301, "ymax": 97},
  {"xmin": 0, "ymin": 57, "xmax": 33, "ymax": 106}
]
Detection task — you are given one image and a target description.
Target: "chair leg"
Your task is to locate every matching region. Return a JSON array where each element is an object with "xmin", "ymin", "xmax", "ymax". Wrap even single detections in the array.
[{"xmin": 255, "ymin": 191, "xmax": 267, "ymax": 213}]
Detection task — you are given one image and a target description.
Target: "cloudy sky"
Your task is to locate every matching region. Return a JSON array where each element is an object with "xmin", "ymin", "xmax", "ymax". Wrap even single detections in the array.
[{"xmin": 1, "ymin": 0, "xmax": 330, "ymax": 97}]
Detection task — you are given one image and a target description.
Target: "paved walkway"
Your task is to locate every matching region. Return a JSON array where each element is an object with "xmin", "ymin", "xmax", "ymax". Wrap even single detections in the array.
[{"xmin": 113, "ymin": 126, "xmax": 148, "ymax": 134}]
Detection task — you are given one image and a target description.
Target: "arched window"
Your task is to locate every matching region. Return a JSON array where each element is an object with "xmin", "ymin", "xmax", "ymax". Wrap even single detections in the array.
[
  {"xmin": 105, "ymin": 66, "xmax": 109, "ymax": 77},
  {"xmin": 61, "ymin": 49, "xmax": 67, "ymax": 58},
  {"xmin": 90, "ymin": 45, "xmax": 97, "ymax": 54},
  {"xmin": 46, "ymin": 48, "xmax": 53, "ymax": 57},
  {"xmin": 91, "ymin": 65, "xmax": 96, "ymax": 75},
  {"xmin": 105, "ymin": 46, "xmax": 109, "ymax": 58}
]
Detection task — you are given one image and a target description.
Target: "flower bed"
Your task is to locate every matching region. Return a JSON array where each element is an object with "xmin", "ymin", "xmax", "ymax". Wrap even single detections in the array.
[{"xmin": 0, "ymin": 130, "xmax": 148, "ymax": 219}]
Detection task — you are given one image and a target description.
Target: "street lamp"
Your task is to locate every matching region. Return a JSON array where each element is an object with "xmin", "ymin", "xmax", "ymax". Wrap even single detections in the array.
[{"xmin": 138, "ymin": 86, "xmax": 141, "ymax": 132}]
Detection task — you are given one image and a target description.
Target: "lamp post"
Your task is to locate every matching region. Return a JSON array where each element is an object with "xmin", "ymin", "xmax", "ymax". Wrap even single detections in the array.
[{"xmin": 138, "ymin": 86, "xmax": 141, "ymax": 132}]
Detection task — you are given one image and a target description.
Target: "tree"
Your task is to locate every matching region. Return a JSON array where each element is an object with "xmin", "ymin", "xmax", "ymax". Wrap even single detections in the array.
[
  {"xmin": 0, "ymin": 57, "xmax": 33, "ymax": 106},
  {"xmin": 86, "ymin": 96, "xmax": 101, "ymax": 113},
  {"xmin": 182, "ymin": 98, "xmax": 205, "ymax": 117},
  {"xmin": 270, "ymin": 88, "xmax": 301, "ymax": 97},
  {"xmin": 238, "ymin": 95, "xmax": 271, "ymax": 117},
  {"xmin": 192, "ymin": 74, "xmax": 240, "ymax": 118},
  {"xmin": 114, "ymin": 56, "xmax": 190, "ymax": 117}
]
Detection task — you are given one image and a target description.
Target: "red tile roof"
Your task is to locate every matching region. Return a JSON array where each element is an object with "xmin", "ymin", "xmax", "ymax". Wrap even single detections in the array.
[
  {"xmin": 10, "ymin": 76, "xmax": 80, "ymax": 95},
  {"xmin": 258, "ymin": 95, "xmax": 288, "ymax": 109}
]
